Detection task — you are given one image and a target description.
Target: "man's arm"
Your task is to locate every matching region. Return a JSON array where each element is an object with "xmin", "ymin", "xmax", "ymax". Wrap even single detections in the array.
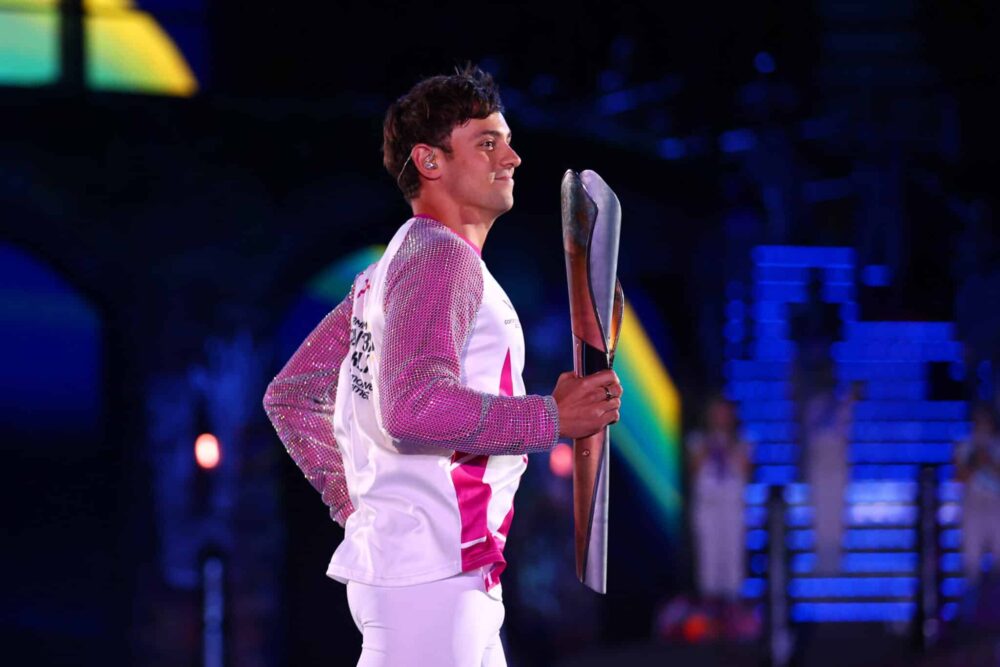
[
  {"xmin": 263, "ymin": 287, "xmax": 356, "ymax": 526},
  {"xmin": 379, "ymin": 226, "xmax": 560, "ymax": 455}
]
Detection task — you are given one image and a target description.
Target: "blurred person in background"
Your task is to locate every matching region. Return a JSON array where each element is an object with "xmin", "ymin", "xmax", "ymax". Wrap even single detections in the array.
[
  {"xmin": 955, "ymin": 403, "xmax": 1000, "ymax": 585},
  {"xmin": 801, "ymin": 382, "xmax": 861, "ymax": 575},
  {"xmin": 263, "ymin": 65, "xmax": 622, "ymax": 667},
  {"xmin": 687, "ymin": 396, "xmax": 752, "ymax": 611}
]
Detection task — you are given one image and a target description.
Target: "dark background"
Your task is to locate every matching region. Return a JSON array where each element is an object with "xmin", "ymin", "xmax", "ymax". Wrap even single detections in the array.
[{"xmin": 1, "ymin": 1, "xmax": 999, "ymax": 665}]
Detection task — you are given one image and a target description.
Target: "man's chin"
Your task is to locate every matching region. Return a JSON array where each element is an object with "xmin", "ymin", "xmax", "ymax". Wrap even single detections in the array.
[{"xmin": 487, "ymin": 197, "xmax": 515, "ymax": 218}]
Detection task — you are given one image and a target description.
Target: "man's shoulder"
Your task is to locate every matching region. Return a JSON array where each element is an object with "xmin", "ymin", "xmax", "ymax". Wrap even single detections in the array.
[
  {"xmin": 396, "ymin": 218, "xmax": 482, "ymax": 267},
  {"xmin": 382, "ymin": 218, "xmax": 485, "ymax": 301}
]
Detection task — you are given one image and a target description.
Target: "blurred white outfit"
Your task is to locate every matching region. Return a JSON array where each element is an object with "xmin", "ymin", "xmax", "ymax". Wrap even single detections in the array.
[
  {"xmin": 689, "ymin": 431, "xmax": 751, "ymax": 598},
  {"xmin": 803, "ymin": 392, "xmax": 853, "ymax": 575},
  {"xmin": 956, "ymin": 434, "xmax": 1000, "ymax": 583}
]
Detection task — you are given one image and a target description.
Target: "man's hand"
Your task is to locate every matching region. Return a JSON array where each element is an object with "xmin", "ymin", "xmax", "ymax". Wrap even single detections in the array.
[{"xmin": 552, "ymin": 369, "xmax": 623, "ymax": 440}]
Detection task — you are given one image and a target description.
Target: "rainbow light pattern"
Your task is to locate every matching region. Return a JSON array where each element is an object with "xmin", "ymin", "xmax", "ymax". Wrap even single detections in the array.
[
  {"xmin": 611, "ymin": 301, "xmax": 683, "ymax": 531},
  {"xmin": 86, "ymin": 1, "xmax": 198, "ymax": 96},
  {"xmin": 306, "ymin": 245, "xmax": 386, "ymax": 301},
  {"xmin": 0, "ymin": 0, "xmax": 198, "ymax": 95},
  {"xmin": 0, "ymin": 9, "xmax": 59, "ymax": 86}
]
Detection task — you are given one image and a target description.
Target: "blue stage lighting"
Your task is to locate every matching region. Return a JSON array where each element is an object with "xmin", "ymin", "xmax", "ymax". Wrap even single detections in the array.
[
  {"xmin": 742, "ymin": 578, "xmax": 766, "ymax": 598},
  {"xmin": 940, "ymin": 578, "xmax": 965, "ymax": 597},
  {"xmin": 841, "ymin": 552, "xmax": 917, "ymax": 573},
  {"xmin": 940, "ymin": 553, "xmax": 962, "ymax": 572},
  {"xmin": 746, "ymin": 506, "xmax": 768, "ymax": 527},
  {"xmin": 657, "ymin": 138, "xmax": 686, "ymax": 160},
  {"xmin": 861, "ymin": 265, "xmax": 891, "ymax": 287},
  {"xmin": 843, "ymin": 529, "xmax": 915, "ymax": 550},
  {"xmin": 747, "ymin": 529, "xmax": 768, "ymax": 550},
  {"xmin": 792, "ymin": 602, "xmax": 915, "ymax": 623},
  {"xmin": 783, "ymin": 484, "xmax": 808, "ymax": 505},
  {"xmin": 745, "ymin": 484, "xmax": 769, "ymax": 505},
  {"xmin": 937, "ymin": 503, "xmax": 962, "ymax": 526},
  {"xmin": 786, "ymin": 530, "xmax": 814, "ymax": 550},
  {"xmin": 719, "ymin": 129, "xmax": 757, "ymax": 153},
  {"xmin": 753, "ymin": 51, "xmax": 776, "ymax": 74},
  {"xmin": 939, "ymin": 529, "xmax": 961, "ymax": 550},
  {"xmin": 789, "ymin": 577, "xmax": 916, "ymax": 599},
  {"xmin": 754, "ymin": 465, "xmax": 798, "ymax": 484}
]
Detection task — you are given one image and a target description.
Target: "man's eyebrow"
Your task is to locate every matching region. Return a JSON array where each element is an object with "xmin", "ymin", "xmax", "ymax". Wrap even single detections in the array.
[{"xmin": 475, "ymin": 130, "xmax": 513, "ymax": 141}]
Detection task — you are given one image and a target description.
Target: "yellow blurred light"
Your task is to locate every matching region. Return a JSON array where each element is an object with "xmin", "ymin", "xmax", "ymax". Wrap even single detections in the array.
[
  {"xmin": 84, "ymin": 0, "xmax": 135, "ymax": 10},
  {"xmin": 86, "ymin": 10, "xmax": 198, "ymax": 96},
  {"xmin": 0, "ymin": 1, "xmax": 134, "ymax": 13}
]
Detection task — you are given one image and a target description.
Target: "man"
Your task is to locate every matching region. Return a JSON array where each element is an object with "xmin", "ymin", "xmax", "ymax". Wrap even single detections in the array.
[{"xmin": 263, "ymin": 65, "xmax": 622, "ymax": 667}]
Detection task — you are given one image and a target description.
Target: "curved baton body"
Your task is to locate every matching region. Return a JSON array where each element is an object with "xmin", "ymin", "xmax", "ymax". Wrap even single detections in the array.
[{"xmin": 560, "ymin": 169, "xmax": 624, "ymax": 594}]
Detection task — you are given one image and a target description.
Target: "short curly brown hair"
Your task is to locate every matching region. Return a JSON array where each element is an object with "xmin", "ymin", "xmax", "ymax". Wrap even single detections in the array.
[{"xmin": 383, "ymin": 65, "xmax": 504, "ymax": 201}]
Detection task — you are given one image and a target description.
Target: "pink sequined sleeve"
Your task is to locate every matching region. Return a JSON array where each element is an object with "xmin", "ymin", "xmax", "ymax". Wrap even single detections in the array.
[
  {"xmin": 379, "ymin": 223, "xmax": 559, "ymax": 455},
  {"xmin": 263, "ymin": 290, "xmax": 356, "ymax": 527}
]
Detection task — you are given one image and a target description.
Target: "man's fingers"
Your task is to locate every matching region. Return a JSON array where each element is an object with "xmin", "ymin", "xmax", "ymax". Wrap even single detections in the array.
[
  {"xmin": 591, "ymin": 383, "xmax": 623, "ymax": 402},
  {"xmin": 582, "ymin": 369, "xmax": 618, "ymax": 387},
  {"xmin": 597, "ymin": 369, "xmax": 619, "ymax": 386},
  {"xmin": 589, "ymin": 400, "xmax": 620, "ymax": 418}
]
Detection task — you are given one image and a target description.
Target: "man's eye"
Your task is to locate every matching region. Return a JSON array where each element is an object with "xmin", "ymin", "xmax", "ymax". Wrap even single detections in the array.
[{"xmin": 482, "ymin": 140, "xmax": 495, "ymax": 149}]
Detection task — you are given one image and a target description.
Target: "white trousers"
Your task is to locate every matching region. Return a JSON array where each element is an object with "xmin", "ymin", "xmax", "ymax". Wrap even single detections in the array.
[{"xmin": 346, "ymin": 571, "xmax": 507, "ymax": 667}]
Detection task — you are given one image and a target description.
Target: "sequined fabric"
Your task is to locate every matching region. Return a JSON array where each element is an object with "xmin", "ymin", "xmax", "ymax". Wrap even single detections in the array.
[
  {"xmin": 379, "ymin": 218, "xmax": 559, "ymax": 455},
  {"xmin": 263, "ymin": 217, "xmax": 559, "ymax": 536},
  {"xmin": 263, "ymin": 294, "xmax": 357, "ymax": 526}
]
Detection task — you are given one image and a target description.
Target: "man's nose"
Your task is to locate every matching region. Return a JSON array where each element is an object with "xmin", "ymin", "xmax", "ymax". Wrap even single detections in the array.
[{"xmin": 503, "ymin": 144, "xmax": 522, "ymax": 168}]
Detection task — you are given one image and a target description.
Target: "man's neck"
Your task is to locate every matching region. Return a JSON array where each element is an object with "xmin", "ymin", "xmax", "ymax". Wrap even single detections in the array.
[{"xmin": 411, "ymin": 201, "xmax": 495, "ymax": 252}]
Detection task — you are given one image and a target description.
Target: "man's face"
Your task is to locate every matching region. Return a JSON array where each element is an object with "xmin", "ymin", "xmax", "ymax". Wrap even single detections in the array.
[{"xmin": 438, "ymin": 112, "xmax": 521, "ymax": 219}]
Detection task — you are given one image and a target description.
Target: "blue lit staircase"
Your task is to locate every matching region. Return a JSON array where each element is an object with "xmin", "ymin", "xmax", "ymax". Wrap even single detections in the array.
[{"xmin": 726, "ymin": 246, "xmax": 969, "ymax": 623}]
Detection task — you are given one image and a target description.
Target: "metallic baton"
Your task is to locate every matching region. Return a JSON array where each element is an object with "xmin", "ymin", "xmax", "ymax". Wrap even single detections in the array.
[{"xmin": 560, "ymin": 169, "xmax": 624, "ymax": 594}]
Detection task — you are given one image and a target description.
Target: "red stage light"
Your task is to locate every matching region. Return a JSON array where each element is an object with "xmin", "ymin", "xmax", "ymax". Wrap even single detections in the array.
[
  {"xmin": 195, "ymin": 433, "xmax": 221, "ymax": 470},
  {"xmin": 549, "ymin": 442, "xmax": 573, "ymax": 478},
  {"xmin": 682, "ymin": 612, "xmax": 715, "ymax": 643}
]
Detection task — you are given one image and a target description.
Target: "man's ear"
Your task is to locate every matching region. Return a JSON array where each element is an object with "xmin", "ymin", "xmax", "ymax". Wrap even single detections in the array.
[{"xmin": 412, "ymin": 144, "xmax": 440, "ymax": 180}]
